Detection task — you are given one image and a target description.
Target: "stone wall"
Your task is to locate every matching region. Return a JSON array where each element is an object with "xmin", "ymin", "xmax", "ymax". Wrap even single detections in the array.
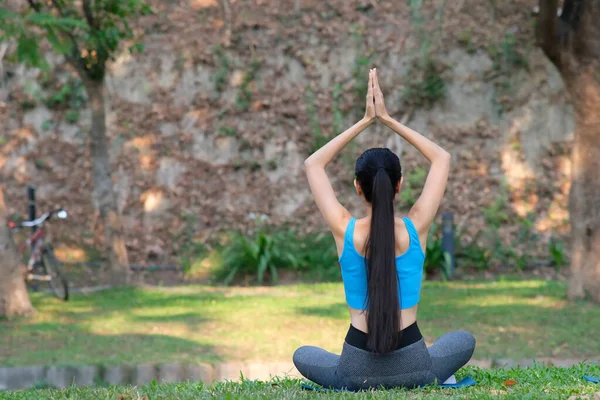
[
  {"xmin": 0, "ymin": 0, "xmax": 574, "ymax": 265},
  {"xmin": 2, "ymin": 357, "xmax": 599, "ymax": 391}
]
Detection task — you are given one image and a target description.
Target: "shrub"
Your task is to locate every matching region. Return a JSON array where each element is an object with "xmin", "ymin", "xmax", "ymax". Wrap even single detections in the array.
[
  {"xmin": 219, "ymin": 229, "xmax": 300, "ymax": 285},
  {"xmin": 215, "ymin": 228, "xmax": 341, "ymax": 285}
]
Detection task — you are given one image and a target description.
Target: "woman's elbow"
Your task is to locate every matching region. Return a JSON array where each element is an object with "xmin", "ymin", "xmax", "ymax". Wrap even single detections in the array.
[
  {"xmin": 439, "ymin": 150, "xmax": 451, "ymax": 163},
  {"xmin": 303, "ymin": 157, "xmax": 318, "ymax": 169}
]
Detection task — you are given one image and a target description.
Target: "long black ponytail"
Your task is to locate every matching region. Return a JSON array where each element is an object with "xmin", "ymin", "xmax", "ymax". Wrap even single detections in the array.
[{"xmin": 355, "ymin": 148, "xmax": 402, "ymax": 354}]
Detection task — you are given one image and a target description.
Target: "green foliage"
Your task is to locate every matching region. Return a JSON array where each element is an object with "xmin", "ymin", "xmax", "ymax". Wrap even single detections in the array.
[
  {"xmin": 296, "ymin": 232, "xmax": 340, "ymax": 282},
  {"xmin": 488, "ymin": 33, "xmax": 528, "ymax": 73},
  {"xmin": 488, "ymin": 33, "xmax": 529, "ymax": 116},
  {"xmin": 44, "ymin": 77, "xmax": 86, "ymax": 110},
  {"xmin": 423, "ymin": 221, "xmax": 444, "ymax": 274},
  {"xmin": 217, "ymin": 126, "xmax": 236, "ymax": 137},
  {"xmin": 236, "ymin": 59, "xmax": 261, "ymax": 111},
  {"xmin": 350, "ymin": 26, "xmax": 373, "ymax": 115},
  {"xmin": 41, "ymin": 120, "xmax": 53, "ymax": 131},
  {"xmin": 549, "ymin": 237, "xmax": 566, "ymax": 269},
  {"xmin": 480, "ymin": 187, "xmax": 541, "ymax": 270},
  {"xmin": 401, "ymin": 0, "xmax": 448, "ymax": 109},
  {"xmin": 213, "ymin": 46, "xmax": 230, "ymax": 93},
  {"xmin": 304, "ymin": 84, "xmax": 325, "ymax": 151},
  {"xmin": 219, "ymin": 229, "xmax": 300, "ymax": 285},
  {"xmin": 0, "ymin": 0, "xmax": 152, "ymax": 79},
  {"xmin": 483, "ymin": 195, "xmax": 509, "ymax": 228},
  {"xmin": 401, "ymin": 59, "xmax": 447, "ymax": 109},
  {"xmin": 457, "ymin": 28, "xmax": 476, "ymax": 54},
  {"xmin": 400, "ymin": 167, "xmax": 427, "ymax": 207},
  {"xmin": 20, "ymin": 99, "xmax": 37, "ymax": 110},
  {"xmin": 457, "ymin": 240, "xmax": 491, "ymax": 270},
  {"xmin": 305, "ymin": 82, "xmax": 350, "ymax": 154},
  {"xmin": 331, "ymin": 83, "xmax": 344, "ymax": 135},
  {"xmin": 267, "ymin": 159, "xmax": 278, "ymax": 170},
  {"xmin": 65, "ymin": 109, "xmax": 80, "ymax": 123},
  {"xmin": 213, "ymin": 228, "xmax": 341, "ymax": 285},
  {"xmin": 351, "ymin": 55, "xmax": 372, "ymax": 102}
]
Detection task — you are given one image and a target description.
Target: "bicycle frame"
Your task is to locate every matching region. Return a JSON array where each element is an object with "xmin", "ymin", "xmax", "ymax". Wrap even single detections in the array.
[{"xmin": 17, "ymin": 228, "xmax": 51, "ymax": 281}]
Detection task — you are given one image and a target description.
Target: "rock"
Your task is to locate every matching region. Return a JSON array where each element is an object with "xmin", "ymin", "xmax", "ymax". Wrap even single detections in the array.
[
  {"xmin": 173, "ymin": 64, "xmax": 214, "ymax": 107},
  {"xmin": 159, "ymin": 122, "xmax": 179, "ymax": 137},
  {"xmin": 141, "ymin": 189, "xmax": 171, "ymax": 227},
  {"xmin": 157, "ymin": 53, "xmax": 178, "ymax": 89},
  {"xmin": 114, "ymin": 167, "xmax": 131, "ymax": 214},
  {"xmin": 57, "ymin": 123, "xmax": 82, "ymax": 145},
  {"xmin": 273, "ymin": 54, "xmax": 306, "ymax": 91},
  {"xmin": 103, "ymin": 365, "xmax": 135, "ymax": 386},
  {"xmin": 214, "ymin": 362, "xmax": 248, "ymax": 382},
  {"xmin": 0, "ymin": 366, "xmax": 46, "ymax": 390},
  {"xmin": 72, "ymin": 365, "xmax": 98, "ymax": 386},
  {"xmin": 192, "ymin": 133, "xmax": 239, "ymax": 166},
  {"xmin": 492, "ymin": 358, "xmax": 535, "ymax": 368},
  {"xmin": 134, "ymin": 364, "xmax": 157, "ymax": 385},
  {"xmin": 23, "ymin": 106, "xmax": 54, "ymax": 138},
  {"xmin": 246, "ymin": 362, "xmax": 272, "ymax": 381},
  {"xmin": 3, "ymin": 155, "xmax": 36, "ymax": 181},
  {"xmin": 273, "ymin": 188, "xmax": 310, "ymax": 217},
  {"xmin": 268, "ymin": 362, "xmax": 301, "ymax": 379},
  {"xmin": 107, "ymin": 53, "xmax": 153, "ymax": 105},
  {"xmin": 156, "ymin": 157, "xmax": 187, "ymax": 191},
  {"xmin": 45, "ymin": 366, "xmax": 76, "ymax": 388},
  {"xmin": 187, "ymin": 363, "xmax": 214, "ymax": 384},
  {"xmin": 264, "ymin": 141, "xmax": 303, "ymax": 183},
  {"xmin": 467, "ymin": 359, "xmax": 493, "ymax": 369},
  {"xmin": 157, "ymin": 363, "xmax": 184, "ymax": 383}
]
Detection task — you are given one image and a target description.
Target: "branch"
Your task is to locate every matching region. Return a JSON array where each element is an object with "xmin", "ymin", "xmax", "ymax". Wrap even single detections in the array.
[
  {"xmin": 82, "ymin": 0, "xmax": 96, "ymax": 29},
  {"xmin": 536, "ymin": 0, "xmax": 561, "ymax": 65}
]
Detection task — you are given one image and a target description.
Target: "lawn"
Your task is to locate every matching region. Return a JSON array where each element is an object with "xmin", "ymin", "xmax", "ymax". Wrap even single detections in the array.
[
  {"xmin": 2, "ymin": 365, "xmax": 600, "ymax": 399},
  {"xmin": 1, "ymin": 278, "xmax": 600, "ymax": 367}
]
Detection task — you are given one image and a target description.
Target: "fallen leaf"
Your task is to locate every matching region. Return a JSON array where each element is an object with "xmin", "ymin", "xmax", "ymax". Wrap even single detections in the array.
[{"xmin": 504, "ymin": 379, "xmax": 517, "ymax": 386}]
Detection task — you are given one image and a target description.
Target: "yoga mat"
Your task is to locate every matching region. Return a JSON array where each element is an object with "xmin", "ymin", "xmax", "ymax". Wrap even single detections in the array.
[
  {"xmin": 584, "ymin": 376, "xmax": 600, "ymax": 384},
  {"xmin": 300, "ymin": 376, "xmax": 477, "ymax": 392}
]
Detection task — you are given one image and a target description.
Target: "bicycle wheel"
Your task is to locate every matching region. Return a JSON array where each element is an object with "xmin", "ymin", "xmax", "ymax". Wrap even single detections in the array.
[{"xmin": 42, "ymin": 249, "xmax": 69, "ymax": 301}]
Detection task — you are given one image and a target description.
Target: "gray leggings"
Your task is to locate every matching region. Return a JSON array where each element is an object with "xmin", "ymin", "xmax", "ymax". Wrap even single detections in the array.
[{"xmin": 293, "ymin": 330, "xmax": 475, "ymax": 391}]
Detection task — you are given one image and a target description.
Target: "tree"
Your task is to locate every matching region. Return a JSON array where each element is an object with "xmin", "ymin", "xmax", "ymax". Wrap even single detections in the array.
[
  {"xmin": 537, "ymin": 0, "xmax": 600, "ymax": 302},
  {"xmin": 0, "ymin": 185, "xmax": 35, "ymax": 318},
  {"xmin": 0, "ymin": 0, "xmax": 151, "ymax": 286}
]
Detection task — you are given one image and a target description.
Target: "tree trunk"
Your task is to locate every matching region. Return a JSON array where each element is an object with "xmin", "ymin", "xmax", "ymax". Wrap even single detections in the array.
[
  {"xmin": 537, "ymin": 0, "xmax": 600, "ymax": 302},
  {"xmin": 0, "ymin": 186, "xmax": 35, "ymax": 318},
  {"xmin": 566, "ymin": 68, "xmax": 600, "ymax": 302},
  {"xmin": 84, "ymin": 79, "xmax": 131, "ymax": 286}
]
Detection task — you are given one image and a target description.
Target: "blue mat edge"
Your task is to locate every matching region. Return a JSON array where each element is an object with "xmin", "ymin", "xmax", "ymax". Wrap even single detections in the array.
[
  {"xmin": 300, "ymin": 376, "xmax": 477, "ymax": 392},
  {"xmin": 584, "ymin": 376, "xmax": 600, "ymax": 383}
]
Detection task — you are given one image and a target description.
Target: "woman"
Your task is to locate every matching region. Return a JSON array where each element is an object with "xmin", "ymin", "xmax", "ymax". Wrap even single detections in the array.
[{"xmin": 293, "ymin": 69, "xmax": 475, "ymax": 391}]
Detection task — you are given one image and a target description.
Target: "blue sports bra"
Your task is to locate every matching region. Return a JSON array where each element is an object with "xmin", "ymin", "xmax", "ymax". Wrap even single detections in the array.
[{"xmin": 339, "ymin": 217, "xmax": 425, "ymax": 310}]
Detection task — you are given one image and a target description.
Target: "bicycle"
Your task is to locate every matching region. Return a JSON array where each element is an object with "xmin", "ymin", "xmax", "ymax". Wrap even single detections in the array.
[{"xmin": 9, "ymin": 209, "xmax": 70, "ymax": 301}]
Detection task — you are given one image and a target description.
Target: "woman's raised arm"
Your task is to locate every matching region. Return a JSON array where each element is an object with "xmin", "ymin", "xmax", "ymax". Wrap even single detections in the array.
[
  {"xmin": 372, "ymin": 69, "xmax": 451, "ymax": 236},
  {"xmin": 304, "ymin": 70, "xmax": 376, "ymax": 237}
]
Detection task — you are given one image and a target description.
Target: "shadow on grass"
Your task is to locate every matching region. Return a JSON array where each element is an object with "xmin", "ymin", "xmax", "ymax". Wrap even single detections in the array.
[
  {"xmin": 0, "ymin": 319, "xmax": 220, "ymax": 367},
  {"xmin": 0, "ymin": 288, "xmax": 229, "ymax": 367},
  {"xmin": 129, "ymin": 312, "xmax": 211, "ymax": 325},
  {"xmin": 296, "ymin": 303, "xmax": 348, "ymax": 319}
]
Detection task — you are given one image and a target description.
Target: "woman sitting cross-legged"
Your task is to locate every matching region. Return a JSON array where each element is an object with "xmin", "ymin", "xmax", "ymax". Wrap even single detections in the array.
[{"xmin": 293, "ymin": 68, "xmax": 475, "ymax": 391}]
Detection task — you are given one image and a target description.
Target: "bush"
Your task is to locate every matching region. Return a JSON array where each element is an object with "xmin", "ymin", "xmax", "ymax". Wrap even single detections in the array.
[
  {"xmin": 215, "ymin": 228, "xmax": 341, "ymax": 285},
  {"xmin": 219, "ymin": 229, "xmax": 299, "ymax": 285},
  {"xmin": 296, "ymin": 232, "xmax": 340, "ymax": 282}
]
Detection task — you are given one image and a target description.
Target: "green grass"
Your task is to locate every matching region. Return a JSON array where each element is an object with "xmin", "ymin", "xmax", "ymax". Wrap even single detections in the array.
[
  {"xmin": 3, "ymin": 365, "xmax": 600, "ymax": 399},
  {"xmin": 1, "ymin": 279, "xmax": 599, "ymax": 367}
]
